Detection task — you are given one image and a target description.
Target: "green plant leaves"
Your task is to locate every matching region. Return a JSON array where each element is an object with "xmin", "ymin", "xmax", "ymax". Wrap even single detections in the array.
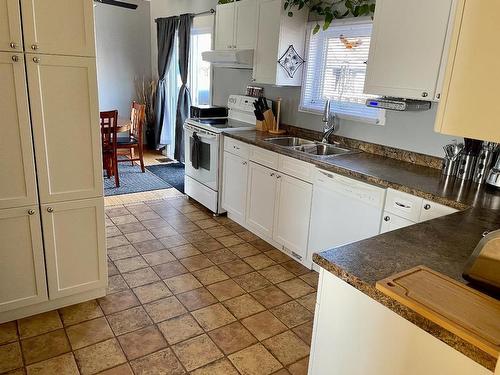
[{"xmin": 283, "ymin": 0, "xmax": 375, "ymax": 31}]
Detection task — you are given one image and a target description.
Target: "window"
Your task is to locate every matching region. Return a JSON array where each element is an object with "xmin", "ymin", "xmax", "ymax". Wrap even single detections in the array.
[
  {"xmin": 189, "ymin": 31, "xmax": 212, "ymax": 106},
  {"xmin": 300, "ymin": 19, "xmax": 385, "ymax": 125}
]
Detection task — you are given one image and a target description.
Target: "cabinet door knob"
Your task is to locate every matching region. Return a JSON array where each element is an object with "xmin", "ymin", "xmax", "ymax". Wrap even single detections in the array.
[
  {"xmin": 424, "ymin": 204, "xmax": 431, "ymax": 210},
  {"xmin": 270, "ymin": 172, "xmax": 275, "ymax": 177},
  {"xmin": 47, "ymin": 207, "xmax": 54, "ymax": 213},
  {"xmin": 32, "ymin": 57, "xmax": 40, "ymax": 63},
  {"xmin": 422, "ymin": 92, "xmax": 428, "ymax": 98},
  {"xmin": 384, "ymin": 216, "xmax": 391, "ymax": 222},
  {"xmin": 11, "ymin": 55, "xmax": 19, "ymax": 62},
  {"xmin": 9, "ymin": 42, "xmax": 17, "ymax": 49},
  {"xmin": 242, "ymin": 161, "xmax": 247, "ymax": 165},
  {"xmin": 28, "ymin": 209, "xmax": 35, "ymax": 215},
  {"xmin": 31, "ymin": 44, "xmax": 38, "ymax": 50},
  {"xmin": 276, "ymin": 175, "xmax": 281, "ymax": 179}
]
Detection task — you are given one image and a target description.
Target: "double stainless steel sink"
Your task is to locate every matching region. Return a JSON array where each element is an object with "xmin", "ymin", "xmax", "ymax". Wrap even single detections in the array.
[{"xmin": 264, "ymin": 137, "xmax": 358, "ymax": 158}]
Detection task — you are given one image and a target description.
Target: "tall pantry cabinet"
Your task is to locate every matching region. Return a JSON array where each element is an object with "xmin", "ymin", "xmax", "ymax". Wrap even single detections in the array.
[{"xmin": 0, "ymin": 0, "xmax": 106, "ymax": 322}]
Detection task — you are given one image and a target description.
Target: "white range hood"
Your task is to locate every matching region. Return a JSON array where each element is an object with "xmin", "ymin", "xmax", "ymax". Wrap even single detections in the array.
[{"xmin": 202, "ymin": 49, "xmax": 253, "ymax": 69}]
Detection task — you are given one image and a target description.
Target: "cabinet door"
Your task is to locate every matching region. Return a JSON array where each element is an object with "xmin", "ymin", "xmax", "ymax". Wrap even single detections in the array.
[
  {"xmin": 0, "ymin": 206, "xmax": 47, "ymax": 312},
  {"xmin": 222, "ymin": 152, "xmax": 248, "ymax": 223},
  {"xmin": 0, "ymin": 0, "xmax": 23, "ymax": 52},
  {"xmin": 253, "ymin": 0, "xmax": 281, "ymax": 84},
  {"xmin": 246, "ymin": 162, "xmax": 278, "ymax": 239},
  {"xmin": 41, "ymin": 197, "xmax": 106, "ymax": 299},
  {"xmin": 26, "ymin": 54, "xmax": 103, "ymax": 203},
  {"xmin": 380, "ymin": 211, "xmax": 415, "ymax": 234},
  {"xmin": 365, "ymin": 0, "xmax": 455, "ymax": 100},
  {"xmin": 435, "ymin": 0, "xmax": 500, "ymax": 142},
  {"xmin": 420, "ymin": 200, "xmax": 457, "ymax": 222},
  {"xmin": 273, "ymin": 174, "xmax": 313, "ymax": 262},
  {"xmin": 20, "ymin": 0, "xmax": 95, "ymax": 57},
  {"xmin": 0, "ymin": 52, "xmax": 38, "ymax": 209},
  {"xmin": 215, "ymin": 3, "xmax": 235, "ymax": 50},
  {"xmin": 234, "ymin": 0, "xmax": 258, "ymax": 49}
]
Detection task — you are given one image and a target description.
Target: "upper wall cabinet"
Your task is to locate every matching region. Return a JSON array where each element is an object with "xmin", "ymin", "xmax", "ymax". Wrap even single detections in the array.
[
  {"xmin": 20, "ymin": 0, "xmax": 96, "ymax": 57},
  {"xmin": 435, "ymin": 0, "xmax": 500, "ymax": 142},
  {"xmin": 253, "ymin": 0, "xmax": 308, "ymax": 86},
  {"xmin": 215, "ymin": 0, "xmax": 258, "ymax": 50},
  {"xmin": 0, "ymin": 0, "xmax": 23, "ymax": 52},
  {"xmin": 364, "ymin": 0, "xmax": 456, "ymax": 101}
]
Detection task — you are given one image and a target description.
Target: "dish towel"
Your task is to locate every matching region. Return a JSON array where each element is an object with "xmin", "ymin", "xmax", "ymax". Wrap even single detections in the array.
[{"xmin": 191, "ymin": 132, "xmax": 201, "ymax": 169}]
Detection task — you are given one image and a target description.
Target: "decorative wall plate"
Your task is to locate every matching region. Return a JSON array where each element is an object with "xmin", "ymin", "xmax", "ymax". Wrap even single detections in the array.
[{"xmin": 278, "ymin": 45, "xmax": 305, "ymax": 78}]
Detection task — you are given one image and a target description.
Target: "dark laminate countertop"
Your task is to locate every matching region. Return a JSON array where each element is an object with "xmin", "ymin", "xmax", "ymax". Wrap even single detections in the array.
[{"xmin": 223, "ymin": 130, "xmax": 500, "ymax": 370}]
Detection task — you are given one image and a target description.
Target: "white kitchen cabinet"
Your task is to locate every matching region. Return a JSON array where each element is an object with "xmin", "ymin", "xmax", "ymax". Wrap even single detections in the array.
[
  {"xmin": 222, "ymin": 151, "xmax": 249, "ymax": 224},
  {"xmin": 273, "ymin": 174, "xmax": 313, "ymax": 261},
  {"xmin": 435, "ymin": 0, "xmax": 500, "ymax": 143},
  {"xmin": 253, "ymin": 0, "xmax": 308, "ymax": 86},
  {"xmin": 215, "ymin": 0, "xmax": 258, "ymax": 50},
  {"xmin": 20, "ymin": 0, "xmax": 96, "ymax": 57},
  {"xmin": 246, "ymin": 162, "xmax": 278, "ymax": 239},
  {"xmin": 0, "ymin": 0, "xmax": 23, "ymax": 52},
  {"xmin": 365, "ymin": 0, "xmax": 456, "ymax": 101},
  {"xmin": 41, "ymin": 198, "xmax": 106, "ymax": 300},
  {"xmin": 26, "ymin": 54, "xmax": 102, "ymax": 203},
  {"xmin": 309, "ymin": 269, "xmax": 492, "ymax": 375},
  {"xmin": 0, "ymin": 52, "xmax": 38, "ymax": 209},
  {"xmin": 215, "ymin": 2, "xmax": 235, "ymax": 50},
  {"xmin": 380, "ymin": 211, "xmax": 415, "ymax": 234},
  {"xmin": 420, "ymin": 200, "xmax": 458, "ymax": 222},
  {"xmin": 0, "ymin": 206, "xmax": 47, "ymax": 312}
]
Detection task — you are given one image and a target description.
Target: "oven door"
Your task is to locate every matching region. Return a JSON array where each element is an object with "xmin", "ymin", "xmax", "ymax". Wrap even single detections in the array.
[{"xmin": 184, "ymin": 124, "xmax": 220, "ymax": 191}]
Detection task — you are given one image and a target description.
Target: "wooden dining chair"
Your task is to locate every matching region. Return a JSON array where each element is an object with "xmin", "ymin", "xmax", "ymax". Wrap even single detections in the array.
[
  {"xmin": 117, "ymin": 101, "xmax": 146, "ymax": 172},
  {"xmin": 100, "ymin": 110, "xmax": 119, "ymax": 187}
]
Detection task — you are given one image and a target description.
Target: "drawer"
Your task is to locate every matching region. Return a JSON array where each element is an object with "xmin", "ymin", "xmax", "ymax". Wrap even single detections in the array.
[
  {"xmin": 278, "ymin": 155, "xmax": 314, "ymax": 182},
  {"xmin": 250, "ymin": 146, "xmax": 279, "ymax": 170},
  {"xmin": 420, "ymin": 200, "xmax": 458, "ymax": 222},
  {"xmin": 224, "ymin": 137, "xmax": 249, "ymax": 159},
  {"xmin": 384, "ymin": 188, "xmax": 423, "ymax": 222}
]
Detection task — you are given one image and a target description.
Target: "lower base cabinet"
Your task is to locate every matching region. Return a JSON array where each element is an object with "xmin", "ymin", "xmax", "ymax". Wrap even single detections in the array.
[
  {"xmin": 0, "ymin": 206, "xmax": 47, "ymax": 312},
  {"xmin": 222, "ymin": 151, "xmax": 248, "ymax": 224},
  {"xmin": 42, "ymin": 197, "xmax": 106, "ymax": 299},
  {"xmin": 246, "ymin": 162, "xmax": 278, "ymax": 239},
  {"xmin": 309, "ymin": 269, "xmax": 493, "ymax": 375},
  {"xmin": 273, "ymin": 174, "xmax": 312, "ymax": 261}
]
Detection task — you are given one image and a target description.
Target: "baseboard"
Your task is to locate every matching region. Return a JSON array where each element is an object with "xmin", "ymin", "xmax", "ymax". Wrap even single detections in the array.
[{"xmin": 0, "ymin": 288, "xmax": 107, "ymax": 324}]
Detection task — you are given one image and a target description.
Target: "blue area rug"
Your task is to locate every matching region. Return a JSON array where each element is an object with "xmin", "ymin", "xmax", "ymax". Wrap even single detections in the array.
[
  {"xmin": 104, "ymin": 161, "xmax": 172, "ymax": 196},
  {"xmin": 146, "ymin": 163, "xmax": 185, "ymax": 194}
]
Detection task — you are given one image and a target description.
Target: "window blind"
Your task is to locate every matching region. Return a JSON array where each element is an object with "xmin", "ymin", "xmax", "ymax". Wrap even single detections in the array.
[{"xmin": 300, "ymin": 21, "xmax": 385, "ymax": 125}]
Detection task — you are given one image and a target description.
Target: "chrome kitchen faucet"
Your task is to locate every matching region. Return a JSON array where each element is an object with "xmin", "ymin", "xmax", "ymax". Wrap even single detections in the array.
[{"xmin": 322, "ymin": 99, "xmax": 337, "ymax": 143}]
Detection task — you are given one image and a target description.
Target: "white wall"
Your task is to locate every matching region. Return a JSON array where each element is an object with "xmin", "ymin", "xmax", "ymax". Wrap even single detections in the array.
[
  {"xmin": 149, "ymin": 0, "xmax": 218, "ymax": 78},
  {"xmin": 94, "ymin": 0, "xmax": 152, "ymax": 116},
  {"xmin": 212, "ymin": 63, "xmax": 459, "ymax": 158}
]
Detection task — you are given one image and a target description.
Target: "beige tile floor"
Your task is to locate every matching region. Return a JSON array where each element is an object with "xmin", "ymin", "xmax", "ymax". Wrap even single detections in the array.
[{"xmin": 0, "ymin": 195, "xmax": 318, "ymax": 375}]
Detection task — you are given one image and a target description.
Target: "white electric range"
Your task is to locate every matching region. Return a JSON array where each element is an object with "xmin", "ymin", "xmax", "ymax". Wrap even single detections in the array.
[{"xmin": 184, "ymin": 95, "xmax": 257, "ymax": 214}]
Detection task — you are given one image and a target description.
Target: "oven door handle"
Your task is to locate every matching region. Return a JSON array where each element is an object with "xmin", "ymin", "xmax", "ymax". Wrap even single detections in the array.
[{"xmin": 184, "ymin": 125, "xmax": 218, "ymax": 140}]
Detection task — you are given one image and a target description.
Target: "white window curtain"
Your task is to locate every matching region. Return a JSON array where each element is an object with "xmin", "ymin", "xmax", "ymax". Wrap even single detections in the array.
[
  {"xmin": 160, "ymin": 14, "xmax": 213, "ymax": 154},
  {"xmin": 300, "ymin": 19, "xmax": 385, "ymax": 125}
]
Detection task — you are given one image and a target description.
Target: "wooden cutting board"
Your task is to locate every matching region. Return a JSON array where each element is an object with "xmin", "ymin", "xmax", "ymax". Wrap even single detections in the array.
[{"xmin": 376, "ymin": 266, "xmax": 500, "ymax": 358}]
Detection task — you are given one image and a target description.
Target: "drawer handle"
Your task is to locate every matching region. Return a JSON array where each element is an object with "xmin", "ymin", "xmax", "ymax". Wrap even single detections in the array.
[
  {"xmin": 395, "ymin": 201, "xmax": 411, "ymax": 209},
  {"xmin": 242, "ymin": 161, "xmax": 247, "ymax": 165},
  {"xmin": 384, "ymin": 216, "xmax": 391, "ymax": 222},
  {"xmin": 424, "ymin": 204, "xmax": 431, "ymax": 210},
  {"xmin": 233, "ymin": 146, "xmax": 240, "ymax": 150},
  {"xmin": 270, "ymin": 172, "xmax": 275, "ymax": 177},
  {"xmin": 276, "ymin": 174, "xmax": 282, "ymax": 179}
]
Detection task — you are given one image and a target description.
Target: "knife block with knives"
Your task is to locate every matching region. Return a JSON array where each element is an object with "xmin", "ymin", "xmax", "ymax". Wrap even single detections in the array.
[{"xmin": 254, "ymin": 97, "xmax": 285, "ymax": 134}]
